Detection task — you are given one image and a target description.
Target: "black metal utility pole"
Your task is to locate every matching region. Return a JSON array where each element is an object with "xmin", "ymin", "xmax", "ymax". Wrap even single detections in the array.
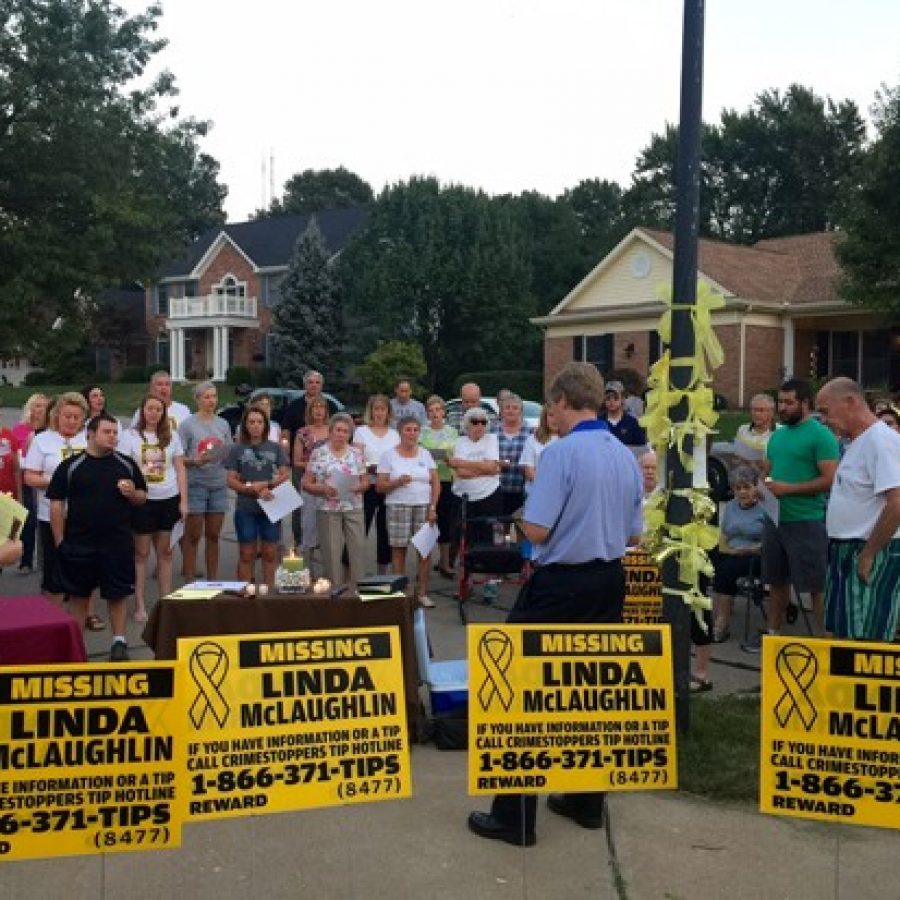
[{"xmin": 664, "ymin": 0, "xmax": 705, "ymax": 734}]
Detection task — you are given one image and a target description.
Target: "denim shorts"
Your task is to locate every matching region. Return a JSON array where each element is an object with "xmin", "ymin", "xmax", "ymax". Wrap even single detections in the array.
[
  {"xmin": 187, "ymin": 483, "xmax": 229, "ymax": 515},
  {"xmin": 234, "ymin": 507, "xmax": 281, "ymax": 545}
]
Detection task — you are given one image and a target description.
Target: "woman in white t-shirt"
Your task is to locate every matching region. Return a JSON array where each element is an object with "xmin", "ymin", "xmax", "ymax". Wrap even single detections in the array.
[
  {"xmin": 449, "ymin": 406, "xmax": 502, "ymax": 545},
  {"xmin": 520, "ymin": 402, "xmax": 559, "ymax": 494},
  {"xmin": 119, "ymin": 394, "xmax": 188, "ymax": 621},
  {"xmin": 377, "ymin": 416, "xmax": 440, "ymax": 606},
  {"xmin": 354, "ymin": 394, "xmax": 400, "ymax": 574},
  {"xmin": 23, "ymin": 392, "xmax": 88, "ymax": 603}
]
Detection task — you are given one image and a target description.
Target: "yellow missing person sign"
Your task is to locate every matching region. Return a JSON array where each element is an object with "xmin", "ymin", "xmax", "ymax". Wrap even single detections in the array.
[
  {"xmin": 178, "ymin": 627, "xmax": 412, "ymax": 820},
  {"xmin": 761, "ymin": 636, "xmax": 900, "ymax": 829},
  {"xmin": 467, "ymin": 624, "xmax": 677, "ymax": 796},
  {"xmin": 0, "ymin": 664, "xmax": 185, "ymax": 860},
  {"xmin": 623, "ymin": 549, "xmax": 663, "ymax": 624}
]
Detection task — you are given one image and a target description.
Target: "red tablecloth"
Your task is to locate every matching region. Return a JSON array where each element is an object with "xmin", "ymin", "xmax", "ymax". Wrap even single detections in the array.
[{"xmin": 0, "ymin": 596, "xmax": 87, "ymax": 665}]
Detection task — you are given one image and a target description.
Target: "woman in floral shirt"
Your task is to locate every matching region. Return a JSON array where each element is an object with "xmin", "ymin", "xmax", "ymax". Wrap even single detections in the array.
[{"xmin": 301, "ymin": 413, "xmax": 368, "ymax": 591}]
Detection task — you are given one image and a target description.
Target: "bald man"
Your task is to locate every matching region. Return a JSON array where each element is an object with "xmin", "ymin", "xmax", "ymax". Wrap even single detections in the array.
[{"xmin": 816, "ymin": 377, "xmax": 900, "ymax": 640}]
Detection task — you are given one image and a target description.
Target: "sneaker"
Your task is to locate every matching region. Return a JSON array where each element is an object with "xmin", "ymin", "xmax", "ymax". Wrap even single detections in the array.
[
  {"xmin": 740, "ymin": 631, "xmax": 768, "ymax": 654},
  {"xmin": 419, "ymin": 595, "xmax": 436, "ymax": 608},
  {"xmin": 109, "ymin": 641, "xmax": 130, "ymax": 662}
]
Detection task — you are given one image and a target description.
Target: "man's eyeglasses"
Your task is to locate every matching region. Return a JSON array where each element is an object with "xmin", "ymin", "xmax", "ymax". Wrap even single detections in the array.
[{"xmin": 469, "ymin": 418, "xmax": 488, "ymax": 425}]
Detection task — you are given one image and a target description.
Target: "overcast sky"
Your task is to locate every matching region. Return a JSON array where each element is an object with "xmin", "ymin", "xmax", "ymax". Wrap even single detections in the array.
[{"xmin": 127, "ymin": 1, "xmax": 900, "ymax": 222}]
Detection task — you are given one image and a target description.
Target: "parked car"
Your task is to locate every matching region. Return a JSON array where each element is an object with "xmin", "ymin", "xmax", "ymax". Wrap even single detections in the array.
[
  {"xmin": 445, "ymin": 397, "xmax": 542, "ymax": 431},
  {"xmin": 217, "ymin": 387, "xmax": 344, "ymax": 434}
]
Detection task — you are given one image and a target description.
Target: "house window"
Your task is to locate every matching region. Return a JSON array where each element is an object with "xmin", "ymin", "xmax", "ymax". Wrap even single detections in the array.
[
  {"xmin": 572, "ymin": 335, "xmax": 614, "ymax": 376},
  {"xmin": 830, "ymin": 331, "xmax": 858, "ymax": 379},
  {"xmin": 156, "ymin": 336, "xmax": 170, "ymax": 366},
  {"xmin": 861, "ymin": 330, "xmax": 890, "ymax": 388},
  {"xmin": 263, "ymin": 274, "xmax": 283, "ymax": 307},
  {"xmin": 155, "ymin": 285, "xmax": 169, "ymax": 317},
  {"xmin": 184, "ymin": 281, "xmax": 198, "ymax": 298},
  {"xmin": 214, "ymin": 274, "xmax": 246, "ymax": 299}
]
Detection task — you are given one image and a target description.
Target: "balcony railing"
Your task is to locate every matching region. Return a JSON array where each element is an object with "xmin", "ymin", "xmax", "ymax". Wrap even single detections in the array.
[{"xmin": 168, "ymin": 295, "xmax": 258, "ymax": 319}]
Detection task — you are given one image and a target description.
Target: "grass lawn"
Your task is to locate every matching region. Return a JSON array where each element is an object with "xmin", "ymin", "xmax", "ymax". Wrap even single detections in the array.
[
  {"xmin": 0, "ymin": 381, "xmax": 240, "ymax": 416},
  {"xmin": 678, "ymin": 694, "xmax": 761, "ymax": 804}
]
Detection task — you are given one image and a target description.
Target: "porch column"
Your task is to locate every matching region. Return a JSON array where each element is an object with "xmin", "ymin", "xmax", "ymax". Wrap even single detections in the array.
[
  {"xmin": 212, "ymin": 327, "xmax": 223, "ymax": 381},
  {"xmin": 783, "ymin": 318, "xmax": 795, "ymax": 379},
  {"xmin": 170, "ymin": 327, "xmax": 182, "ymax": 381},
  {"xmin": 221, "ymin": 325, "xmax": 230, "ymax": 378}
]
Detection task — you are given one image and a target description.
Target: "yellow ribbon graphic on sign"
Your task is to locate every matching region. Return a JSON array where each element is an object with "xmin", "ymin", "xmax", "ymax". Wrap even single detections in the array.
[
  {"xmin": 189, "ymin": 642, "xmax": 231, "ymax": 729},
  {"xmin": 774, "ymin": 643, "xmax": 818, "ymax": 730},
  {"xmin": 477, "ymin": 629, "xmax": 515, "ymax": 713}
]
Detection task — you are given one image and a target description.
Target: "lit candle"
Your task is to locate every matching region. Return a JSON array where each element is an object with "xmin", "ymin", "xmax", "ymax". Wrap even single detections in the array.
[
  {"xmin": 258, "ymin": 584, "xmax": 269, "ymax": 596},
  {"xmin": 282, "ymin": 548, "xmax": 303, "ymax": 574},
  {"xmin": 245, "ymin": 584, "xmax": 256, "ymax": 597}
]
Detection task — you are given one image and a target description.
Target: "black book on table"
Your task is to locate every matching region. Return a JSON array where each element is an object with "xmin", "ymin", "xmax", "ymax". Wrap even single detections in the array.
[{"xmin": 357, "ymin": 575, "xmax": 409, "ymax": 594}]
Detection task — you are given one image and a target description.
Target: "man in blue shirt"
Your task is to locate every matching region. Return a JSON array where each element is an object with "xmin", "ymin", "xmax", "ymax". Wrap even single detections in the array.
[
  {"xmin": 600, "ymin": 380, "xmax": 648, "ymax": 450},
  {"xmin": 467, "ymin": 363, "xmax": 643, "ymax": 848}
]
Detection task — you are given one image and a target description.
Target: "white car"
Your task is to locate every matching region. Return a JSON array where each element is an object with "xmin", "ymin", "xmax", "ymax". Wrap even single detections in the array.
[{"xmin": 445, "ymin": 397, "xmax": 541, "ymax": 431}]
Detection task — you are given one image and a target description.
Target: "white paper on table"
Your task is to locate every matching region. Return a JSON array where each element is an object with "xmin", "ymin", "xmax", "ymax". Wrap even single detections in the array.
[
  {"xmin": 258, "ymin": 481, "xmax": 303, "ymax": 523},
  {"xmin": 329, "ymin": 470, "xmax": 358, "ymax": 503},
  {"xmin": 410, "ymin": 522, "xmax": 440, "ymax": 558},
  {"xmin": 169, "ymin": 518, "xmax": 185, "ymax": 549},
  {"xmin": 184, "ymin": 580, "xmax": 248, "ymax": 591},
  {"xmin": 758, "ymin": 482, "xmax": 780, "ymax": 525}
]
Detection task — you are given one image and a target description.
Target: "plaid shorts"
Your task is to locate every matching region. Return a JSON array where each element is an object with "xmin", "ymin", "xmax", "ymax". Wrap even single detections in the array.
[{"xmin": 386, "ymin": 504, "xmax": 429, "ymax": 548}]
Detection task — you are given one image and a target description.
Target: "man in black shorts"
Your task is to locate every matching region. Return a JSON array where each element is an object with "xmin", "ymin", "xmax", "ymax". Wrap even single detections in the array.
[{"xmin": 47, "ymin": 413, "xmax": 147, "ymax": 661}]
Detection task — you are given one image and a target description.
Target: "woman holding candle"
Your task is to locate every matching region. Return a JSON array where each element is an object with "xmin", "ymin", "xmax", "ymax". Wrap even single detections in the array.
[
  {"xmin": 353, "ymin": 394, "xmax": 399, "ymax": 575},
  {"xmin": 377, "ymin": 416, "xmax": 441, "ymax": 606},
  {"xmin": 226, "ymin": 405, "xmax": 290, "ymax": 586},
  {"xmin": 178, "ymin": 381, "xmax": 233, "ymax": 582},
  {"xmin": 119, "ymin": 394, "xmax": 189, "ymax": 620},
  {"xmin": 419, "ymin": 395, "xmax": 458, "ymax": 578},
  {"xmin": 302, "ymin": 413, "xmax": 368, "ymax": 591},
  {"xmin": 293, "ymin": 395, "xmax": 331, "ymax": 564}
]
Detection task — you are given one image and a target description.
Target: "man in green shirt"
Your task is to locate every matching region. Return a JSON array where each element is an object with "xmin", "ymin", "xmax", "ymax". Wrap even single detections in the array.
[{"xmin": 760, "ymin": 378, "xmax": 840, "ymax": 637}]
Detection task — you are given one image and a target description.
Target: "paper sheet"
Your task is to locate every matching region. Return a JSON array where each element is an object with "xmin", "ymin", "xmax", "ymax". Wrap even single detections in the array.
[
  {"xmin": 165, "ymin": 588, "xmax": 222, "ymax": 601},
  {"xmin": 410, "ymin": 522, "xmax": 440, "ymax": 558},
  {"xmin": 183, "ymin": 580, "xmax": 248, "ymax": 591},
  {"xmin": 330, "ymin": 470, "xmax": 358, "ymax": 503},
  {"xmin": 0, "ymin": 492, "xmax": 28, "ymax": 540},
  {"xmin": 758, "ymin": 481, "xmax": 780, "ymax": 525},
  {"xmin": 258, "ymin": 481, "xmax": 303, "ymax": 523},
  {"xmin": 169, "ymin": 518, "xmax": 185, "ymax": 550}
]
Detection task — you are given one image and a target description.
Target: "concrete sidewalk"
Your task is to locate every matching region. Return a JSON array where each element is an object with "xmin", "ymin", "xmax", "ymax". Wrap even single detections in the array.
[{"xmin": 1, "ymin": 521, "xmax": 898, "ymax": 898}]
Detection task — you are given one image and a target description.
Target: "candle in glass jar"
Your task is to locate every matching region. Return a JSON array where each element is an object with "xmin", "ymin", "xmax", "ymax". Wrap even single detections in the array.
[{"xmin": 282, "ymin": 550, "xmax": 303, "ymax": 574}]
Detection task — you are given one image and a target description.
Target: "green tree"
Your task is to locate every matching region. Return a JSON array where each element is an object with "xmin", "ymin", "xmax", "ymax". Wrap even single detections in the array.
[
  {"xmin": 257, "ymin": 167, "xmax": 373, "ymax": 218},
  {"xmin": 838, "ymin": 85, "xmax": 900, "ymax": 318},
  {"xmin": 340, "ymin": 177, "xmax": 535, "ymax": 394},
  {"xmin": 561, "ymin": 178, "xmax": 630, "ymax": 270},
  {"xmin": 272, "ymin": 217, "xmax": 341, "ymax": 387},
  {"xmin": 626, "ymin": 85, "xmax": 865, "ymax": 244},
  {"xmin": 0, "ymin": 0, "xmax": 226, "ymax": 357},
  {"xmin": 500, "ymin": 191, "xmax": 585, "ymax": 315},
  {"xmin": 356, "ymin": 341, "xmax": 427, "ymax": 396}
]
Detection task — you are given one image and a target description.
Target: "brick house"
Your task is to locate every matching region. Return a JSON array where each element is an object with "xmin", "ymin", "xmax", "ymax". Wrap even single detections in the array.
[
  {"xmin": 146, "ymin": 209, "xmax": 368, "ymax": 381},
  {"xmin": 533, "ymin": 227, "xmax": 900, "ymax": 408}
]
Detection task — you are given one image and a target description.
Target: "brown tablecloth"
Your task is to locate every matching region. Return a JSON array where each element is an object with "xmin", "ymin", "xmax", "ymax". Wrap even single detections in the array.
[
  {"xmin": 0, "ymin": 595, "xmax": 87, "ymax": 665},
  {"xmin": 142, "ymin": 592, "xmax": 423, "ymax": 739}
]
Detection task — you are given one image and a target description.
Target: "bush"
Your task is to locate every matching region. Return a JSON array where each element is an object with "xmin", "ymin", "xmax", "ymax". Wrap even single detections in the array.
[
  {"xmin": 118, "ymin": 365, "xmax": 159, "ymax": 383},
  {"xmin": 23, "ymin": 370, "xmax": 48, "ymax": 386},
  {"xmin": 251, "ymin": 367, "xmax": 278, "ymax": 387},
  {"xmin": 226, "ymin": 366, "xmax": 253, "ymax": 387},
  {"xmin": 452, "ymin": 370, "xmax": 544, "ymax": 400},
  {"xmin": 357, "ymin": 342, "xmax": 427, "ymax": 396}
]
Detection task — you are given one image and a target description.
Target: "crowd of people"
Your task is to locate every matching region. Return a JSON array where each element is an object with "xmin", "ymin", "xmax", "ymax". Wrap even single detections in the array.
[{"xmin": 0, "ymin": 367, "xmax": 897, "ymax": 676}]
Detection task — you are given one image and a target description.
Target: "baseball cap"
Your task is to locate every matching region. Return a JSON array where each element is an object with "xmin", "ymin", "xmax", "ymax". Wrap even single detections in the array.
[{"xmin": 605, "ymin": 381, "xmax": 624, "ymax": 395}]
